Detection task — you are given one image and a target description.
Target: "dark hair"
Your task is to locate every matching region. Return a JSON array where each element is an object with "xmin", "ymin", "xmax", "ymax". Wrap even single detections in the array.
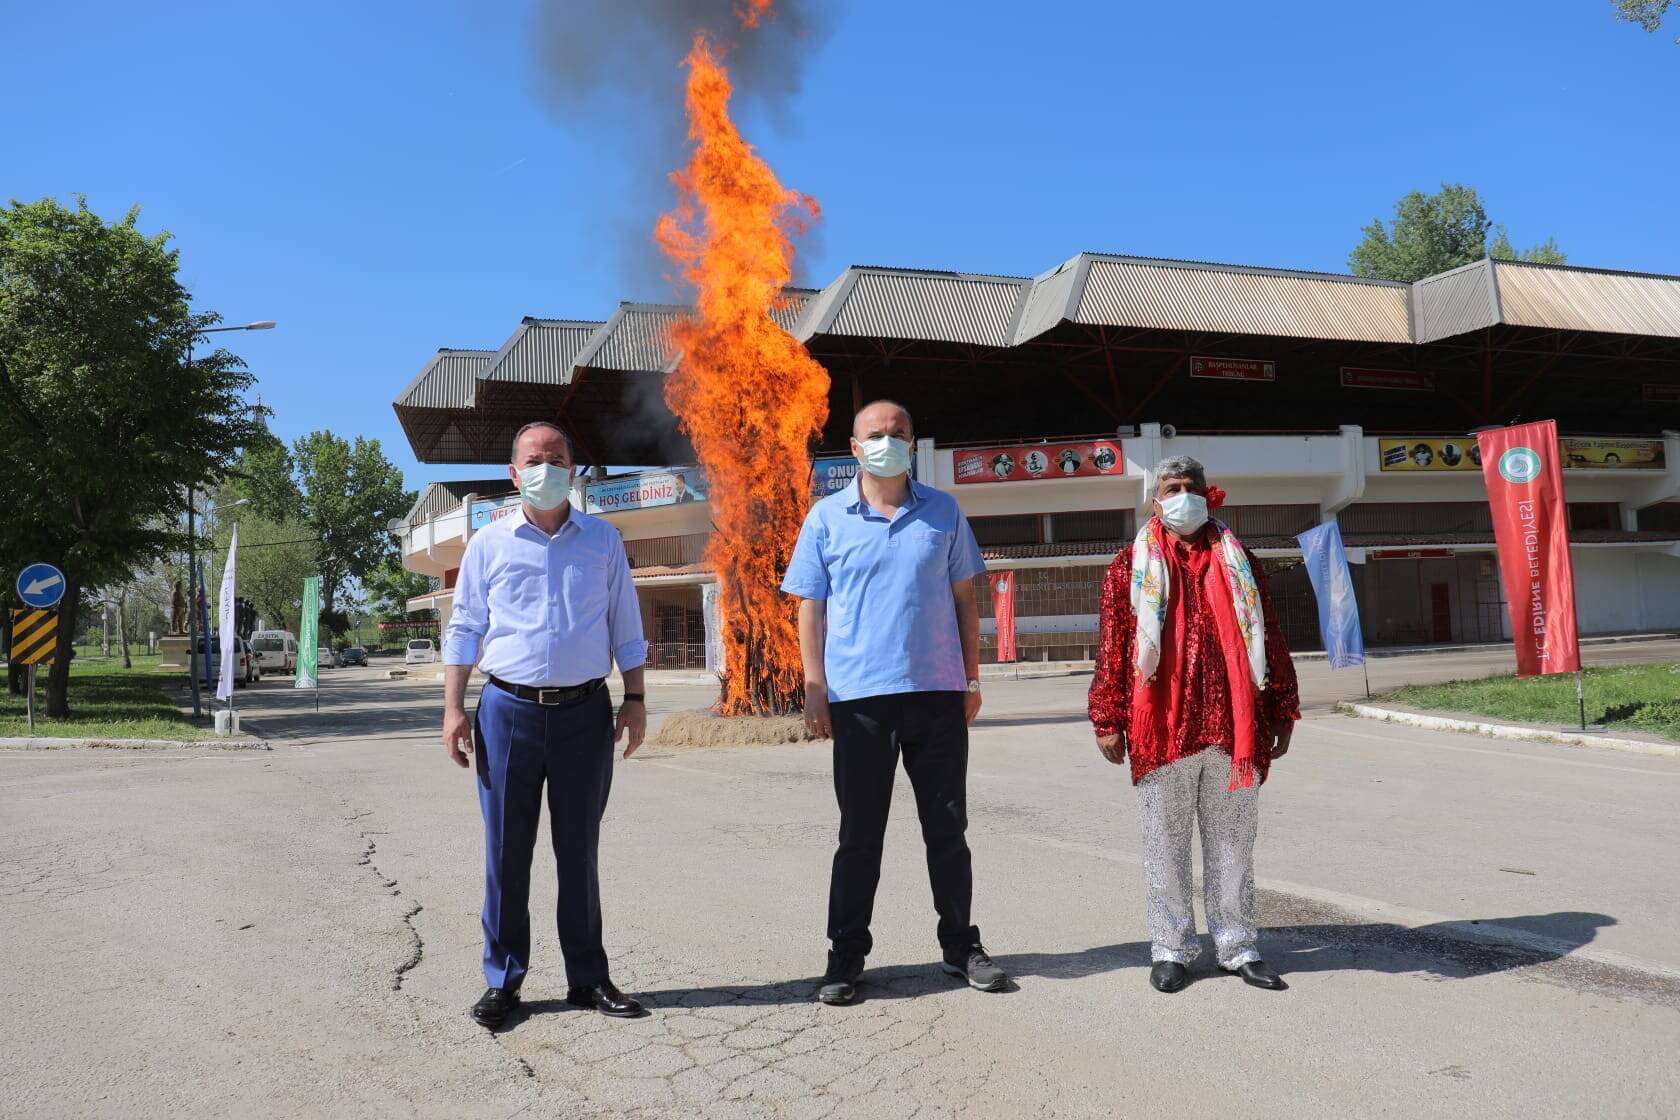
[
  {"xmin": 511, "ymin": 421, "xmax": 574, "ymax": 463},
  {"xmin": 852, "ymin": 399, "xmax": 914, "ymax": 440}
]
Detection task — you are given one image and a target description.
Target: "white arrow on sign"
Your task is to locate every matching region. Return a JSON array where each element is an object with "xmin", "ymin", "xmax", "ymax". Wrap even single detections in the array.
[{"xmin": 24, "ymin": 574, "xmax": 63, "ymax": 596}]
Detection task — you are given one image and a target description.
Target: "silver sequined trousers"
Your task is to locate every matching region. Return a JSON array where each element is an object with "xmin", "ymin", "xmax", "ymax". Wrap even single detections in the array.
[{"xmin": 1134, "ymin": 748, "xmax": 1260, "ymax": 969}]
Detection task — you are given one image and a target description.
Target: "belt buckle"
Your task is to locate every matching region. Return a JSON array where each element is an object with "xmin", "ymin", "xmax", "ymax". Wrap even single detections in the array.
[{"xmin": 537, "ymin": 687, "xmax": 563, "ymax": 706}]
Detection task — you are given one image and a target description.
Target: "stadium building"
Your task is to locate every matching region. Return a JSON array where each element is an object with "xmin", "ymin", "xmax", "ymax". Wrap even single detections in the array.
[{"xmin": 392, "ymin": 252, "xmax": 1680, "ymax": 667}]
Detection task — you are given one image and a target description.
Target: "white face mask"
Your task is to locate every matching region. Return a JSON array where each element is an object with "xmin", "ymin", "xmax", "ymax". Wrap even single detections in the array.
[
  {"xmin": 856, "ymin": 435, "xmax": 913, "ymax": 478},
  {"xmin": 516, "ymin": 463, "xmax": 573, "ymax": 511},
  {"xmin": 1157, "ymin": 491, "xmax": 1209, "ymax": 535}
]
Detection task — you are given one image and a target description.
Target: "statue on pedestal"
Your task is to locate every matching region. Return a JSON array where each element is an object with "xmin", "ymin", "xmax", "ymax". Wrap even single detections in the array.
[{"xmin": 169, "ymin": 580, "xmax": 186, "ymax": 636}]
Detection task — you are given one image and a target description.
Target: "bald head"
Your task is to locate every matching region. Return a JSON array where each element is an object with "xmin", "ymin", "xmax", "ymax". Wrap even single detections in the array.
[{"xmin": 851, "ymin": 400, "xmax": 913, "ymax": 443}]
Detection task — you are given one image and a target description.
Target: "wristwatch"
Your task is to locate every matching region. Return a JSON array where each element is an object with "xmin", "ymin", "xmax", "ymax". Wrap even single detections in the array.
[
  {"xmin": 622, "ymin": 693, "xmax": 645, "ymax": 704},
  {"xmin": 966, "ymin": 679, "xmax": 981, "ymax": 694}
]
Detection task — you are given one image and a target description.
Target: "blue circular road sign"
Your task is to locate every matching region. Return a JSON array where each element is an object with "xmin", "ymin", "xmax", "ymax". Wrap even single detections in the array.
[{"xmin": 16, "ymin": 563, "xmax": 66, "ymax": 609}]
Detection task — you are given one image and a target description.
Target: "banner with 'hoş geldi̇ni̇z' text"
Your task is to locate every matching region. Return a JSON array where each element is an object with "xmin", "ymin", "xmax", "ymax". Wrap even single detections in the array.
[{"xmin": 1476, "ymin": 421, "xmax": 1580, "ymax": 678}]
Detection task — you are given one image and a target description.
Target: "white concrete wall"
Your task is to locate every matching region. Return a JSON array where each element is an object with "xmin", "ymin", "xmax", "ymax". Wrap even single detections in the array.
[{"xmin": 1570, "ymin": 548, "xmax": 1680, "ymax": 634}]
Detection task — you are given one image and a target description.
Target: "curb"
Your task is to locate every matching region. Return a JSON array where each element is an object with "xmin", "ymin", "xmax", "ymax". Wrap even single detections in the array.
[
  {"xmin": 1295, "ymin": 631, "xmax": 1680, "ymax": 663},
  {"xmin": 0, "ymin": 736, "xmax": 271, "ymax": 751},
  {"xmin": 1335, "ymin": 703, "xmax": 1680, "ymax": 759}
]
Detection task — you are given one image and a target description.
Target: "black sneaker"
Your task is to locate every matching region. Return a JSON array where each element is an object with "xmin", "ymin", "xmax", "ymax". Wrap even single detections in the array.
[
  {"xmin": 941, "ymin": 942, "xmax": 1009, "ymax": 992},
  {"xmin": 818, "ymin": 950, "xmax": 865, "ymax": 1005}
]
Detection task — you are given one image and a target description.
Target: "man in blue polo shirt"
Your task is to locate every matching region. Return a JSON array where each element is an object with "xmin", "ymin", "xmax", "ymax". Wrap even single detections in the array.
[{"xmin": 782, "ymin": 400, "xmax": 1009, "ymax": 1005}]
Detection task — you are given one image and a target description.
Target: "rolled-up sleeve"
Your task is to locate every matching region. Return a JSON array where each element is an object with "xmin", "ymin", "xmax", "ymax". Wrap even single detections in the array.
[
  {"xmin": 780, "ymin": 512, "xmax": 829, "ymax": 600},
  {"xmin": 948, "ymin": 513, "xmax": 986, "ymax": 583},
  {"xmin": 442, "ymin": 534, "xmax": 488, "ymax": 666},
  {"xmin": 606, "ymin": 532, "xmax": 648, "ymax": 672}
]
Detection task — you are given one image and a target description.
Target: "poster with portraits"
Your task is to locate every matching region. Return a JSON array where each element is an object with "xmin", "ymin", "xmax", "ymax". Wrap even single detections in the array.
[{"xmin": 953, "ymin": 440, "xmax": 1123, "ymax": 484}]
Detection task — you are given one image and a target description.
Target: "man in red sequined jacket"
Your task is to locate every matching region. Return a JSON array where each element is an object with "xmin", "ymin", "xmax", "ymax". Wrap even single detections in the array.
[{"xmin": 1088, "ymin": 454, "xmax": 1300, "ymax": 994}]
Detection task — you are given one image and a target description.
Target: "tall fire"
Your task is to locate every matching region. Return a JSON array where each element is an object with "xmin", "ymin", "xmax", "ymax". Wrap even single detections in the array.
[{"xmin": 656, "ymin": 13, "xmax": 830, "ymax": 716}]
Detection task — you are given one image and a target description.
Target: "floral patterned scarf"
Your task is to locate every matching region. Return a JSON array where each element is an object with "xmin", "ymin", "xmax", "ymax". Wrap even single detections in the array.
[{"xmin": 1130, "ymin": 516, "xmax": 1269, "ymax": 787}]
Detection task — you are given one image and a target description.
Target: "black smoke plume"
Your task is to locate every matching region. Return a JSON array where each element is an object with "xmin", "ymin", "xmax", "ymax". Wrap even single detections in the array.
[{"xmin": 529, "ymin": 0, "xmax": 839, "ymax": 295}]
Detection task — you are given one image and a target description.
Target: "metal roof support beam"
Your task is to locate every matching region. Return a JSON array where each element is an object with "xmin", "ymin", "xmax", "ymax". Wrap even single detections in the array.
[{"xmin": 1129, "ymin": 352, "xmax": 1189, "ymax": 419}]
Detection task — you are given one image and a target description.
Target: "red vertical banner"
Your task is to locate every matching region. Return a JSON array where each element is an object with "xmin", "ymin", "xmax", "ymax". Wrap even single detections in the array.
[
  {"xmin": 991, "ymin": 573, "xmax": 1018, "ymax": 664},
  {"xmin": 1476, "ymin": 420, "xmax": 1581, "ymax": 677}
]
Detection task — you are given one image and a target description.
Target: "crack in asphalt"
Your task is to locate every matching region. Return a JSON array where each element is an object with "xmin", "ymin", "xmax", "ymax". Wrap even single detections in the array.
[{"xmin": 479, "ymin": 936, "xmax": 1065, "ymax": 1120}]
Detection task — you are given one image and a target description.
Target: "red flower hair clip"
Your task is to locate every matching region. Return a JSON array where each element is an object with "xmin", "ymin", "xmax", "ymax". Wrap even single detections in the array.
[{"xmin": 1205, "ymin": 485, "xmax": 1226, "ymax": 510}]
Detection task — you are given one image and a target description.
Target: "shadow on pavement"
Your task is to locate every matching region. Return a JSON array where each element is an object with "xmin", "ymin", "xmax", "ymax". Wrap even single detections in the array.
[
  {"xmin": 997, "ymin": 911, "xmax": 1619, "ymax": 983},
  {"xmin": 227, "ymin": 676, "xmax": 445, "ymax": 743},
  {"xmin": 630, "ymin": 962, "xmax": 983, "ymax": 1011},
  {"xmin": 973, "ymin": 713, "xmax": 1094, "ymax": 728}
]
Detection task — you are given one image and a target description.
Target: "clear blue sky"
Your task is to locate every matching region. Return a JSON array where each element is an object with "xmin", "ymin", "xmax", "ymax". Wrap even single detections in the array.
[{"xmin": 9, "ymin": 0, "xmax": 1678, "ymax": 496}]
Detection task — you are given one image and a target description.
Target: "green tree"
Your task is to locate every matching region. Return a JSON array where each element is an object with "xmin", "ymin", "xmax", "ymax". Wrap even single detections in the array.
[
  {"xmin": 1614, "ymin": 0, "xmax": 1676, "ymax": 40},
  {"xmin": 0, "ymin": 197, "xmax": 262, "ymax": 716},
  {"xmin": 1349, "ymin": 184, "xmax": 1567, "ymax": 282},
  {"xmin": 1349, "ymin": 184, "xmax": 1491, "ymax": 282},
  {"xmin": 363, "ymin": 557, "xmax": 435, "ymax": 624},
  {"xmin": 1488, "ymin": 225, "xmax": 1568, "ymax": 265},
  {"xmin": 209, "ymin": 510, "xmax": 319, "ymax": 636},
  {"xmin": 264, "ymin": 432, "xmax": 413, "ymax": 635}
]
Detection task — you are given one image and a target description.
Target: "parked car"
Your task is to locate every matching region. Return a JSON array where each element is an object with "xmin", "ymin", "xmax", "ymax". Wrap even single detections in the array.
[
  {"xmin": 339, "ymin": 646, "xmax": 368, "ymax": 667},
  {"xmin": 404, "ymin": 638, "xmax": 438, "ymax": 665},
  {"xmin": 250, "ymin": 630, "xmax": 298, "ymax": 673},
  {"xmin": 317, "ymin": 646, "xmax": 339, "ymax": 669}
]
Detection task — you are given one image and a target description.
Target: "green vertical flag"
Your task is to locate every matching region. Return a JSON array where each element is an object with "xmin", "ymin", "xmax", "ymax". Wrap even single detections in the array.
[{"xmin": 296, "ymin": 576, "xmax": 320, "ymax": 690}]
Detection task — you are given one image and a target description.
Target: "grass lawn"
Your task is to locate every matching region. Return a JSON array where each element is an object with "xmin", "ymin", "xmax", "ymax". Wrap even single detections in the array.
[
  {"xmin": 1380, "ymin": 663, "xmax": 1680, "ymax": 742},
  {"xmin": 0, "ymin": 650, "xmax": 209, "ymax": 740}
]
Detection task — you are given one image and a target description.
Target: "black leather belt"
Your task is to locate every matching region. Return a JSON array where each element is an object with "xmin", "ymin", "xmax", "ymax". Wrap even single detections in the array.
[{"xmin": 488, "ymin": 675, "xmax": 605, "ymax": 706}]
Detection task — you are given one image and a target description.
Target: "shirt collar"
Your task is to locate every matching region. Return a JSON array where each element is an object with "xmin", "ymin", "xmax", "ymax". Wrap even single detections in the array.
[
  {"xmin": 845, "ymin": 475, "xmax": 921, "ymax": 516},
  {"xmin": 510, "ymin": 503, "xmax": 580, "ymax": 538}
]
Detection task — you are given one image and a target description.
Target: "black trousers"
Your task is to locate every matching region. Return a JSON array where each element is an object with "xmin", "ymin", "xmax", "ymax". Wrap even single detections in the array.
[
  {"xmin": 473, "ymin": 683, "xmax": 615, "ymax": 990},
  {"xmin": 828, "ymin": 690, "xmax": 977, "ymax": 957}
]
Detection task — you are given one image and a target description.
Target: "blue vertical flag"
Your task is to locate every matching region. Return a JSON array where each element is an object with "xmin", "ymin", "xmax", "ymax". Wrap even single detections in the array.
[
  {"xmin": 196, "ymin": 560, "xmax": 215, "ymax": 692},
  {"xmin": 1296, "ymin": 520, "xmax": 1366, "ymax": 669}
]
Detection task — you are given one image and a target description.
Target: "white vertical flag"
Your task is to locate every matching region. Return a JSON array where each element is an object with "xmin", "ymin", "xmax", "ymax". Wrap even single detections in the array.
[{"xmin": 216, "ymin": 523, "xmax": 239, "ymax": 702}]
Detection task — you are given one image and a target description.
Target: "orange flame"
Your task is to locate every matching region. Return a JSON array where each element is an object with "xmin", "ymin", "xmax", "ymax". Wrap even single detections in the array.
[
  {"xmin": 734, "ymin": 0, "xmax": 773, "ymax": 29},
  {"xmin": 656, "ymin": 30, "xmax": 829, "ymax": 716}
]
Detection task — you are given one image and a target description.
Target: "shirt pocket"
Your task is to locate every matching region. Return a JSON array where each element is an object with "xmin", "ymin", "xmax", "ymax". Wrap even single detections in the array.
[
  {"xmin": 910, "ymin": 527, "xmax": 949, "ymax": 567},
  {"xmin": 560, "ymin": 553, "xmax": 611, "ymax": 621}
]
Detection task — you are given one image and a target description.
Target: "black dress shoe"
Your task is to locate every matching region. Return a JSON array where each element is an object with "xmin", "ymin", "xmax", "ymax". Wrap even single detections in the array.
[
  {"xmin": 818, "ymin": 950, "xmax": 865, "ymax": 1006},
  {"xmin": 1149, "ymin": 961, "xmax": 1189, "ymax": 993},
  {"xmin": 1234, "ymin": 960, "xmax": 1288, "ymax": 990},
  {"xmin": 566, "ymin": 981, "xmax": 647, "ymax": 1018},
  {"xmin": 471, "ymin": 986, "xmax": 520, "ymax": 1026}
]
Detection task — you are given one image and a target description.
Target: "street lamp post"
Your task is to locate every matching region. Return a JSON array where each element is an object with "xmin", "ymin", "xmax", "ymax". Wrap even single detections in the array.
[{"xmin": 186, "ymin": 321, "xmax": 275, "ymax": 720}]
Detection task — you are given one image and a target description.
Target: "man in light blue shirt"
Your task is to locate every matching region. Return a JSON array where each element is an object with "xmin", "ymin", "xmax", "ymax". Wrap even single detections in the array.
[
  {"xmin": 441, "ymin": 421, "xmax": 649, "ymax": 1027},
  {"xmin": 782, "ymin": 400, "xmax": 1010, "ymax": 1005}
]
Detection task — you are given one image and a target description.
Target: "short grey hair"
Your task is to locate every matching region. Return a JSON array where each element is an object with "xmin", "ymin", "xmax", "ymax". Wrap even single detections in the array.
[
  {"xmin": 1152, "ymin": 454, "xmax": 1206, "ymax": 493},
  {"xmin": 511, "ymin": 421, "xmax": 574, "ymax": 463}
]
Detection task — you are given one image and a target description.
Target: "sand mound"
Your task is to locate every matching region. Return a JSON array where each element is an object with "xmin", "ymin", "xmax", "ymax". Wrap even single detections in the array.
[{"xmin": 650, "ymin": 709, "xmax": 820, "ymax": 749}]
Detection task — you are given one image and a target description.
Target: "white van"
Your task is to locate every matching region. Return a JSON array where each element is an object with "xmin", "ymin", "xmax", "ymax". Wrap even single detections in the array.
[
  {"xmin": 249, "ymin": 630, "xmax": 299, "ymax": 673},
  {"xmin": 404, "ymin": 638, "xmax": 438, "ymax": 665}
]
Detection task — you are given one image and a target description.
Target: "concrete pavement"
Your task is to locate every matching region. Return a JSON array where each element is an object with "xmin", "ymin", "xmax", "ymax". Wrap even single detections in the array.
[{"xmin": 2, "ymin": 645, "xmax": 1678, "ymax": 1118}]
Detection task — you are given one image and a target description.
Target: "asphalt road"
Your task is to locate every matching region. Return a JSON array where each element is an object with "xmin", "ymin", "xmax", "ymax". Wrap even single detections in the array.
[{"xmin": 2, "ymin": 645, "xmax": 1677, "ymax": 1118}]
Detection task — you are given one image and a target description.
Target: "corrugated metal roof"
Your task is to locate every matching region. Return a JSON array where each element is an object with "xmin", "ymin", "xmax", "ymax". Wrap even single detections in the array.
[
  {"xmin": 573, "ymin": 303, "xmax": 688, "ymax": 373},
  {"xmin": 404, "ymin": 478, "xmax": 511, "ymax": 525},
  {"xmin": 797, "ymin": 267, "xmax": 1029, "ymax": 347},
  {"xmin": 1412, "ymin": 260, "xmax": 1501, "ymax": 344},
  {"xmin": 481, "ymin": 318, "xmax": 604, "ymax": 385},
  {"xmin": 1070, "ymin": 256, "xmax": 1413, "ymax": 344},
  {"xmin": 772, "ymin": 288, "xmax": 819, "ymax": 332},
  {"xmin": 394, "ymin": 349, "xmax": 495, "ymax": 409},
  {"xmin": 1491, "ymin": 260, "xmax": 1680, "ymax": 339},
  {"xmin": 1012, "ymin": 255, "xmax": 1091, "ymax": 344}
]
